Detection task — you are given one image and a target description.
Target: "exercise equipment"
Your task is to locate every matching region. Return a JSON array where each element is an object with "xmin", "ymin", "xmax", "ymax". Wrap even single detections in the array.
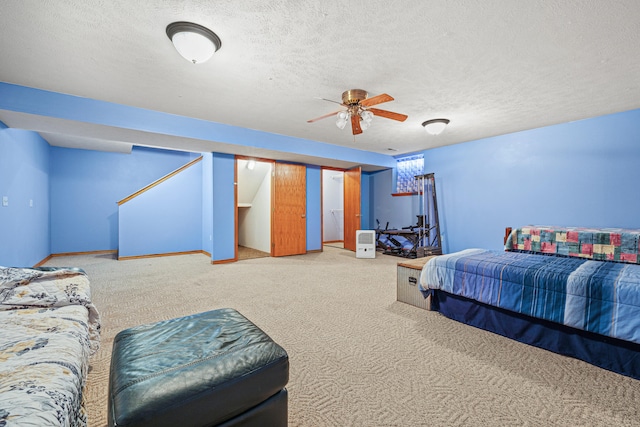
[{"xmin": 376, "ymin": 173, "xmax": 442, "ymax": 258}]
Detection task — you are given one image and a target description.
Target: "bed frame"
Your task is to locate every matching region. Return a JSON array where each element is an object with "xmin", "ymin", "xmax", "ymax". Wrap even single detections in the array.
[{"xmin": 429, "ymin": 227, "xmax": 640, "ymax": 380}]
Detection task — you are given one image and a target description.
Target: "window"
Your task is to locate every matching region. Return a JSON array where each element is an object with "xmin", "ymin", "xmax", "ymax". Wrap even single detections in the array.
[{"xmin": 395, "ymin": 154, "xmax": 424, "ymax": 194}]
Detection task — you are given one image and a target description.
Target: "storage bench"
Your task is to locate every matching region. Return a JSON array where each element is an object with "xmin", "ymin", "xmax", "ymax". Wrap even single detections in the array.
[
  {"xmin": 397, "ymin": 256, "xmax": 436, "ymax": 310},
  {"xmin": 108, "ymin": 308, "xmax": 289, "ymax": 427}
]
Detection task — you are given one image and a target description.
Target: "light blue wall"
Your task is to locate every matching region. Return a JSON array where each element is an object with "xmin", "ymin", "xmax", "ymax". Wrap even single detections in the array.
[
  {"xmin": 118, "ymin": 161, "xmax": 203, "ymax": 258},
  {"xmin": 361, "ymin": 172, "xmax": 372, "ymax": 230},
  {"xmin": 50, "ymin": 146, "xmax": 194, "ymax": 253},
  {"xmin": 0, "ymin": 83, "xmax": 399, "ymax": 261},
  {"xmin": 306, "ymin": 165, "xmax": 322, "ymax": 251},
  {"xmin": 371, "ymin": 169, "xmax": 422, "ymax": 231},
  {"xmin": 0, "ymin": 82, "xmax": 396, "ymax": 170},
  {"xmin": 0, "ymin": 128, "xmax": 362, "ymax": 263},
  {"xmin": 202, "ymin": 153, "xmax": 214, "ymax": 255},
  {"xmin": 375, "ymin": 108, "xmax": 640, "ymax": 253},
  {"xmin": 211, "ymin": 153, "xmax": 236, "ymax": 262},
  {"xmin": 0, "ymin": 124, "xmax": 50, "ymax": 266},
  {"xmin": 8, "ymin": 82, "xmax": 639, "ymax": 259}
]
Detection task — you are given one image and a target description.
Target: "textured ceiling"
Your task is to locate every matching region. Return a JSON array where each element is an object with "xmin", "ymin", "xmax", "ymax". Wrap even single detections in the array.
[{"xmin": 1, "ymin": 0, "xmax": 639, "ymax": 165}]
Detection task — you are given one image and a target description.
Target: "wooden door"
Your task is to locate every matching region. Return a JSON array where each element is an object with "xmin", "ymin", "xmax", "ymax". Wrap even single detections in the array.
[
  {"xmin": 343, "ymin": 167, "xmax": 361, "ymax": 251},
  {"xmin": 272, "ymin": 163, "xmax": 307, "ymax": 256}
]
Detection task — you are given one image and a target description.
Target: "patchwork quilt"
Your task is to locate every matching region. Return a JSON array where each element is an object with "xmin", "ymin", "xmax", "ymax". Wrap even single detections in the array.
[
  {"xmin": 506, "ymin": 225, "xmax": 640, "ymax": 264},
  {"xmin": 0, "ymin": 267, "xmax": 100, "ymax": 427},
  {"xmin": 420, "ymin": 249, "xmax": 640, "ymax": 344}
]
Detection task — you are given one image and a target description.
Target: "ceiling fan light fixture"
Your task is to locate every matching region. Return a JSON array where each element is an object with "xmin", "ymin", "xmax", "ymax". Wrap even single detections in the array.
[
  {"xmin": 166, "ymin": 22, "xmax": 221, "ymax": 64},
  {"xmin": 361, "ymin": 110, "xmax": 374, "ymax": 123},
  {"xmin": 336, "ymin": 111, "xmax": 349, "ymax": 129},
  {"xmin": 337, "ymin": 111, "xmax": 349, "ymax": 121},
  {"xmin": 359, "ymin": 110, "xmax": 373, "ymax": 131},
  {"xmin": 422, "ymin": 118, "xmax": 450, "ymax": 135}
]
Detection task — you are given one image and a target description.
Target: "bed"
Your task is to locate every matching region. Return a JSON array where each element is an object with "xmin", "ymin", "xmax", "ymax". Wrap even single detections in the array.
[
  {"xmin": 0, "ymin": 267, "xmax": 101, "ymax": 427},
  {"xmin": 419, "ymin": 226, "xmax": 640, "ymax": 379}
]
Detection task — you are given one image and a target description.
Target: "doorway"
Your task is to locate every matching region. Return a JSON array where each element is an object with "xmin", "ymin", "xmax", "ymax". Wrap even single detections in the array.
[
  {"xmin": 237, "ymin": 159, "xmax": 272, "ymax": 260},
  {"xmin": 322, "ymin": 169, "xmax": 344, "ymax": 248},
  {"xmin": 322, "ymin": 167, "xmax": 361, "ymax": 251}
]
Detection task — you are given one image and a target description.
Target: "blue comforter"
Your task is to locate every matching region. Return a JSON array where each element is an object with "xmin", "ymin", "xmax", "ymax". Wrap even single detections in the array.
[{"xmin": 419, "ymin": 249, "xmax": 640, "ymax": 344}]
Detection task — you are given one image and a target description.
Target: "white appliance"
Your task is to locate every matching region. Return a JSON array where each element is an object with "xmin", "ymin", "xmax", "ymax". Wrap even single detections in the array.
[{"xmin": 356, "ymin": 230, "xmax": 376, "ymax": 259}]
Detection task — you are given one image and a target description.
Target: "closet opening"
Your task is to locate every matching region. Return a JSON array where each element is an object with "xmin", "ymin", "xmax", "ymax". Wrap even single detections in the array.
[
  {"xmin": 322, "ymin": 169, "xmax": 344, "ymax": 249},
  {"xmin": 236, "ymin": 158, "xmax": 272, "ymax": 260}
]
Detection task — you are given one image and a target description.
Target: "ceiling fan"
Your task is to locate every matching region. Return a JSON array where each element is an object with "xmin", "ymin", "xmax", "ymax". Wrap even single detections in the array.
[{"xmin": 307, "ymin": 89, "xmax": 408, "ymax": 135}]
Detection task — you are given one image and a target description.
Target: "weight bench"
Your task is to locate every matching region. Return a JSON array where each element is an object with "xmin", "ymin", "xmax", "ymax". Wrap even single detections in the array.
[{"xmin": 108, "ymin": 308, "xmax": 289, "ymax": 427}]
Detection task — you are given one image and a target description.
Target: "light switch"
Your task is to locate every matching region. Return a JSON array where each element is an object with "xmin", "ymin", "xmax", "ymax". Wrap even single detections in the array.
[
  {"xmin": 29, "ymin": 199, "xmax": 33, "ymax": 208},
  {"xmin": 2, "ymin": 196, "xmax": 7, "ymax": 207}
]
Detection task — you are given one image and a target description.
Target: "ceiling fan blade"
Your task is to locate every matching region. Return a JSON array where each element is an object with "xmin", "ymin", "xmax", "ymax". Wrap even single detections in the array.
[
  {"xmin": 369, "ymin": 107, "xmax": 408, "ymax": 122},
  {"xmin": 360, "ymin": 93, "xmax": 394, "ymax": 107},
  {"xmin": 315, "ymin": 97, "xmax": 344, "ymax": 105},
  {"xmin": 307, "ymin": 110, "xmax": 342, "ymax": 123},
  {"xmin": 351, "ymin": 114, "xmax": 363, "ymax": 135}
]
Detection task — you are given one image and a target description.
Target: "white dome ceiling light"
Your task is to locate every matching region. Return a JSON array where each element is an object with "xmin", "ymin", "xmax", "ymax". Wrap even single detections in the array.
[
  {"xmin": 166, "ymin": 22, "xmax": 221, "ymax": 64},
  {"xmin": 422, "ymin": 118, "xmax": 450, "ymax": 135}
]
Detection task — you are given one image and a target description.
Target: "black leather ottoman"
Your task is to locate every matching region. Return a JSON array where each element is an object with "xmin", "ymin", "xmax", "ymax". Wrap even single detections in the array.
[{"xmin": 108, "ymin": 308, "xmax": 289, "ymax": 427}]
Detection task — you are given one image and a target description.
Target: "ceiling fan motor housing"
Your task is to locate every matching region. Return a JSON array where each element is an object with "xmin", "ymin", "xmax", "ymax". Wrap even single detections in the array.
[{"xmin": 342, "ymin": 89, "xmax": 368, "ymax": 105}]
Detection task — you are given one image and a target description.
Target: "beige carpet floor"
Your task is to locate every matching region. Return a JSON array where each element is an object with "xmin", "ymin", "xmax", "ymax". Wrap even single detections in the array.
[
  {"xmin": 237, "ymin": 245, "xmax": 270, "ymax": 260},
  {"xmin": 43, "ymin": 247, "xmax": 640, "ymax": 426}
]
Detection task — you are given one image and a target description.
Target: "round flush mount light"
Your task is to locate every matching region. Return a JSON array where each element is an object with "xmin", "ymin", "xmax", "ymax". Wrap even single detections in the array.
[
  {"xmin": 422, "ymin": 118, "xmax": 450, "ymax": 135},
  {"xmin": 166, "ymin": 21, "xmax": 221, "ymax": 64}
]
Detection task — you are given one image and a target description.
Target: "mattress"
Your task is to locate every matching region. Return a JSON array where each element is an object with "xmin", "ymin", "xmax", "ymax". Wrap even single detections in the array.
[
  {"xmin": 0, "ymin": 267, "xmax": 100, "ymax": 427},
  {"xmin": 419, "ymin": 249, "xmax": 640, "ymax": 344}
]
